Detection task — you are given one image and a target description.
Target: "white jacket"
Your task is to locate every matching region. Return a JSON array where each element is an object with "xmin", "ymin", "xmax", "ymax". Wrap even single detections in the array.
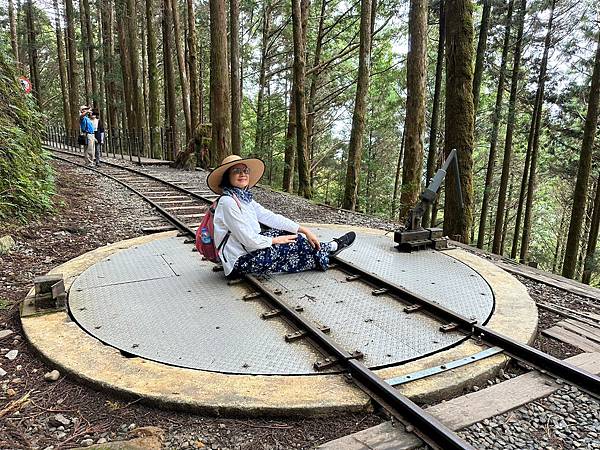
[{"xmin": 213, "ymin": 196, "xmax": 300, "ymax": 275}]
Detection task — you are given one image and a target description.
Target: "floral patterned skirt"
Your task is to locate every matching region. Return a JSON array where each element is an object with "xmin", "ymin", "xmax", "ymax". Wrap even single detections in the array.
[{"xmin": 232, "ymin": 229, "xmax": 332, "ymax": 275}]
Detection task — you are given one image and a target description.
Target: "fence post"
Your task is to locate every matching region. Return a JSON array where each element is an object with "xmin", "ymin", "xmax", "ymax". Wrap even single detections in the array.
[
  {"xmin": 118, "ymin": 129, "xmax": 123, "ymax": 159},
  {"xmin": 136, "ymin": 130, "xmax": 142, "ymax": 165}
]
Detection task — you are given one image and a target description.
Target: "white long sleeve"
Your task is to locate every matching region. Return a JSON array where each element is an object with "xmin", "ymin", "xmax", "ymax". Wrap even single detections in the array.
[
  {"xmin": 213, "ymin": 196, "xmax": 300, "ymax": 275},
  {"xmin": 252, "ymin": 201, "xmax": 300, "ymax": 234}
]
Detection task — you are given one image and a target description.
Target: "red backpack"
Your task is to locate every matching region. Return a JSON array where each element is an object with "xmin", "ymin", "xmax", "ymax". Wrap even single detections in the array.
[{"xmin": 195, "ymin": 195, "xmax": 241, "ymax": 263}]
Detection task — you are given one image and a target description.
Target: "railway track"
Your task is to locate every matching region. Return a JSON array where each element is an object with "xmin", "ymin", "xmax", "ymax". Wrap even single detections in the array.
[{"xmin": 47, "ymin": 145, "xmax": 600, "ymax": 450}]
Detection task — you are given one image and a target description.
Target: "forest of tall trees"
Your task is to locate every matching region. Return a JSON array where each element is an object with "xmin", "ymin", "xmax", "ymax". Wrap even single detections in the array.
[{"xmin": 1, "ymin": 0, "xmax": 599, "ymax": 283}]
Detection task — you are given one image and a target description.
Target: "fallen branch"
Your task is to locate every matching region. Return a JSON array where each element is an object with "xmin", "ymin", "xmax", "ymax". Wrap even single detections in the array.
[{"xmin": 0, "ymin": 391, "xmax": 31, "ymax": 419}]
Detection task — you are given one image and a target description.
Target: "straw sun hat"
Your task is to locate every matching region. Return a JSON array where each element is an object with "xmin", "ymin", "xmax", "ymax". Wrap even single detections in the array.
[{"xmin": 207, "ymin": 155, "xmax": 265, "ymax": 195}]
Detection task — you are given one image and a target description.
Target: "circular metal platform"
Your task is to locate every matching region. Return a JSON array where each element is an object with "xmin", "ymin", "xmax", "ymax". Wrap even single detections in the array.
[{"xmin": 67, "ymin": 228, "xmax": 494, "ymax": 375}]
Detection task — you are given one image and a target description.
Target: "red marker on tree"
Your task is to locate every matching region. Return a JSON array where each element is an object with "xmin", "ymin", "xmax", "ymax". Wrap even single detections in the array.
[{"xmin": 19, "ymin": 76, "xmax": 32, "ymax": 94}]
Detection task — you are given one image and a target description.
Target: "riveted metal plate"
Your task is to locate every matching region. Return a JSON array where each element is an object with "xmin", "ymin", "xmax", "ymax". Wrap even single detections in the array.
[
  {"xmin": 69, "ymin": 237, "xmax": 328, "ymax": 375},
  {"xmin": 68, "ymin": 230, "xmax": 494, "ymax": 375},
  {"xmin": 258, "ymin": 270, "xmax": 465, "ymax": 369},
  {"xmin": 311, "ymin": 228, "xmax": 494, "ymax": 324}
]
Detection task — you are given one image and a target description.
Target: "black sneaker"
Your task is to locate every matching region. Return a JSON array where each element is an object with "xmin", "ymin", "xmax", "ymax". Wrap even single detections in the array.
[{"xmin": 331, "ymin": 231, "xmax": 356, "ymax": 256}]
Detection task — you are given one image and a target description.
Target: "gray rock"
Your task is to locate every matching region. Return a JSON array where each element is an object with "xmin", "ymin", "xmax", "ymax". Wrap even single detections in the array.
[
  {"xmin": 80, "ymin": 438, "xmax": 94, "ymax": 446},
  {"xmin": 96, "ymin": 438, "xmax": 108, "ymax": 444},
  {"xmin": 0, "ymin": 329, "xmax": 14, "ymax": 339},
  {"xmin": 44, "ymin": 370, "xmax": 60, "ymax": 381},
  {"xmin": 0, "ymin": 367, "xmax": 6, "ymax": 377},
  {"xmin": 52, "ymin": 414, "xmax": 71, "ymax": 426},
  {"xmin": 5, "ymin": 349, "xmax": 18, "ymax": 360}
]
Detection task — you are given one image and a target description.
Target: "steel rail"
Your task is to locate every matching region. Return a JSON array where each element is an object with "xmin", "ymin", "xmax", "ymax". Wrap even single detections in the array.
[
  {"xmin": 49, "ymin": 153, "xmax": 198, "ymax": 237},
  {"xmin": 332, "ymin": 258, "xmax": 600, "ymax": 398},
  {"xmin": 243, "ymin": 274, "xmax": 475, "ymax": 450},
  {"xmin": 50, "ymin": 147, "xmax": 599, "ymax": 439},
  {"xmin": 45, "ymin": 146, "xmax": 216, "ymax": 205},
  {"xmin": 49, "ymin": 148, "xmax": 475, "ymax": 449}
]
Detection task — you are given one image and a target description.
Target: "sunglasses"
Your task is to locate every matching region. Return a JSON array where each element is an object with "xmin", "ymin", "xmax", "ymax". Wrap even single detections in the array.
[{"xmin": 231, "ymin": 167, "xmax": 250, "ymax": 175}]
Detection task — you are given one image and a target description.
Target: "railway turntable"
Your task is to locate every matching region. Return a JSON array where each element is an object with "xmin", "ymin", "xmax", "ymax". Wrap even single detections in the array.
[{"xmin": 20, "ymin": 224, "xmax": 538, "ymax": 416}]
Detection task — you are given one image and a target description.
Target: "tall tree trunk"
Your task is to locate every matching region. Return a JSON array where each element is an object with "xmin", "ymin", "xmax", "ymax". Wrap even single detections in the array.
[
  {"xmin": 500, "ymin": 170, "xmax": 515, "ymax": 254},
  {"xmin": 116, "ymin": 0, "xmax": 133, "ymax": 128},
  {"xmin": 576, "ymin": 198, "xmax": 593, "ymax": 277},
  {"xmin": 53, "ymin": 0, "xmax": 71, "ymax": 131},
  {"xmin": 9, "ymin": 0, "xmax": 19, "ymax": 62},
  {"xmin": 17, "ymin": 0, "xmax": 26, "ymax": 68},
  {"xmin": 230, "ymin": 0, "xmax": 241, "ymax": 155},
  {"xmin": 96, "ymin": 0, "xmax": 106, "ymax": 126},
  {"xmin": 520, "ymin": 0, "xmax": 556, "ymax": 262},
  {"xmin": 443, "ymin": 0, "xmax": 475, "ymax": 242},
  {"xmin": 472, "ymin": 0, "xmax": 491, "ymax": 115},
  {"xmin": 79, "ymin": 0, "xmax": 91, "ymax": 104},
  {"xmin": 172, "ymin": 0, "xmax": 192, "ymax": 139},
  {"xmin": 254, "ymin": 4, "xmax": 271, "ymax": 157},
  {"xmin": 126, "ymin": 0, "xmax": 144, "ymax": 132},
  {"xmin": 209, "ymin": 0, "xmax": 232, "ymax": 163},
  {"xmin": 141, "ymin": 20, "xmax": 149, "ymax": 131},
  {"xmin": 306, "ymin": 0, "xmax": 327, "ymax": 156},
  {"xmin": 292, "ymin": 0, "xmax": 312, "ymax": 198},
  {"xmin": 282, "ymin": 83, "xmax": 297, "ymax": 192},
  {"xmin": 163, "ymin": 0, "xmax": 178, "ymax": 157},
  {"xmin": 64, "ymin": 0, "xmax": 80, "ymax": 131},
  {"xmin": 392, "ymin": 125, "xmax": 406, "ymax": 218},
  {"xmin": 493, "ymin": 0, "xmax": 526, "ymax": 254},
  {"xmin": 562, "ymin": 29, "xmax": 600, "ymax": 278},
  {"xmin": 188, "ymin": 0, "xmax": 200, "ymax": 134},
  {"xmin": 342, "ymin": 0, "xmax": 373, "ymax": 210},
  {"xmin": 583, "ymin": 175, "xmax": 600, "ymax": 284},
  {"xmin": 399, "ymin": 0, "xmax": 428, "ymax": 220},
  {"xmin": 198, "ymin": 33, "xmax": 204, "ymax": 124},
  {"xmin": 477, "ymin": 0, "xmax": 514, "ymax": 248},
  {"xmin": 25, "ymin": 0, "xmax": 41, "ymax": 107},
  {"xmin": 82, "ymin": 0, "xmax": 98, "ymax": 107},
  {"xmin": 101, "ymin": 0, "xmax": 118, "ymax": 130},
  {"xmin": 510, "ymin": 115, "xmax": 534, "ymax": 258},
  {"xmin": 146, "ymin": 0, "xmax": 160, "ymax": 156},
  {"xmin": 552, "ymin": 207, "xmax": 567, "ymax": 273},
  {"xmin": 423, "ymin": 0, "xmax": 445, "ymax": 228},
  {"xmin": 284, "ymin": 0, "xmax": 312, "ymax": 192}
]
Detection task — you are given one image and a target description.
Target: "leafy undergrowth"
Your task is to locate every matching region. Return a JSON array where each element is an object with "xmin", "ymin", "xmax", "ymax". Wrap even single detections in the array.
[{"xmin": 0, "ymin": 46, "xmax": 54, "ymax": 223}]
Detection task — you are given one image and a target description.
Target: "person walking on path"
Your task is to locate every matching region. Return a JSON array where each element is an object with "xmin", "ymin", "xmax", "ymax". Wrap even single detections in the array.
[
  {"xmin": 79, "ymin": 106, "xmax": 95, "ymax": 166},
  {"xmin": 207, "ymin": 155, "xmax": 356, "ymax": 276},
  {"xmin": 91, "ymin": 109, "xmax": 105, "ymax": 166}
]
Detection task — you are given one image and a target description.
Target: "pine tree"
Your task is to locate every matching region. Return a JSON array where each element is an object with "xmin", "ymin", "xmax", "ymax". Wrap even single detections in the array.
[
  {"xmin": 443, "ymin": 0, "xmax": 475, "ymax": 241},
  {"xmin": 209, "ymin": 0, "xmax": 232, "ymax": 163},
  {"xmin": 563, "ymin": 27, "xmax": 600, "ymax": 278},
  {"xmin": 342, "ymin": 0, "xmax": 373, "ymax": 210},
  {"xmin": 399, "ymin": 0, "xmax": 428, "ymax": 220}
]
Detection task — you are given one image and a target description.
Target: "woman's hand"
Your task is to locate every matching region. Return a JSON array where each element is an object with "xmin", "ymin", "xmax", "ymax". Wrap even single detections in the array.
[
  {"xmin": 272, "ymin": 234, "xmax": 298, "ymax": 245},
  {"xmin": 298, "ymin": 226, "xmax": 321, "ymax": 250}
]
